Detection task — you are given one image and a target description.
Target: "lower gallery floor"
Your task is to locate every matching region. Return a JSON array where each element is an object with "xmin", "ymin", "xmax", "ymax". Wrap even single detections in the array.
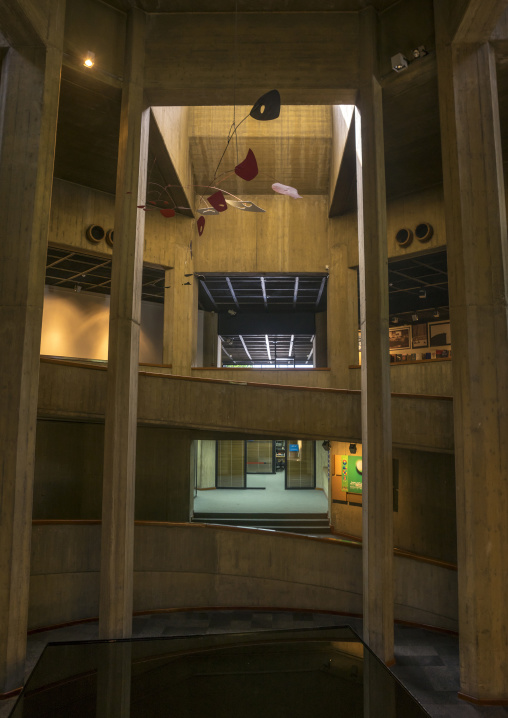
[
  {"xmin": 2, "ymin": 611, "xmax": 505, "ymax": 718},
  {"xmin": 194, "ymin": 470, "xmax": 329, "ymax": 514}
]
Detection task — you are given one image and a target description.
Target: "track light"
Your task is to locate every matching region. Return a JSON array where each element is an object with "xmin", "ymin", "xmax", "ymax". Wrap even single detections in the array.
[
  {"xmin": 433, "ymin": 309, "xmax": 440, "ymax": 318},
  {"xmin": 412, "ymin": 313, "xmax": 419, "ymax": 322},
  {"xmin": 391, "ymin": 53, "xmax": 408, "ymax": 72},
  {"xmin": 83, "ymin": 51, "xmax": 95, "ymax": 68},
  {"xmin": 418, "ymin": 289, "xmax": 426, "ymax": 299}
]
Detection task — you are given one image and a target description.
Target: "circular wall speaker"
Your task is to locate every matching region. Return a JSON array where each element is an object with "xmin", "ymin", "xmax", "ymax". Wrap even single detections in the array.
[
  {"xmin": 106, "ymin": 229, "xmax": 114, "ymax": 247},
  {"xmin": 86, "ymin": 225, "xmax": 105, "ymax": 243},
  {"xmin": 395, "ymin": 228, "xmax": 413, "ymax": 247},
  {"xmin": 415, "ymin": 222, "xmax": 434, "ymax": 242}
]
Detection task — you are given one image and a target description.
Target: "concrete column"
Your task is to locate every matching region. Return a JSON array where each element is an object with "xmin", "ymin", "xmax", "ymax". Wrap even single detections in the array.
[
  {"xmin": 356, "ymin": 7, "xmax": 394, "ymax": 665},
  {"xmin": 203, "ymin": 311, "xmax": 218, "ymax": 367},
  {"xmin": 327, "ymin": 242, "xmax": 358, "ymax": 386},
  {"xmin": 167, "ymin": 242, "xmax": 198, "ymax": 375},
  {"xmin": 0, "ymin": 8, "xmax": 64, "ymax": 693},
  {"xmin": 436, "ymin": 10, "xmax": 508, "ymax": 701},
  {"xmin": 99, "ymin": 8, "xmax": 148, "ymax": 640}
]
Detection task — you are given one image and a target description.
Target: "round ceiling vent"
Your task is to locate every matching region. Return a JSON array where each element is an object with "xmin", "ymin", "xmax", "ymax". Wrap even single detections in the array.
[
  {"xmin": 415, "ymin": 222, "xmax": 433, "ymax": 242},
  {"xmin": 395, "ymin": 228, "xmax": 413, "ymax": 247},
  {"xmin": 106, "ymin": 229, "xmax": 114, "ymax": 247},
  {"xmin": 86, "ymin": 225, "xmax": 105, "ymax": 243}
]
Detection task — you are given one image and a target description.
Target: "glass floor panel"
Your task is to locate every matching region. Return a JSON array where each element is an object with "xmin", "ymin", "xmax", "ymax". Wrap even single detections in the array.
[{"xmin": 9, "ymin": 626, "xmax": 430, "ymax": 717}]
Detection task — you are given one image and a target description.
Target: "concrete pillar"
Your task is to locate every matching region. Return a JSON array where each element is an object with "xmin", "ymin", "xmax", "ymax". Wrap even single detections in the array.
[
  {"xmin": 356, "ymin": 7, "xmax": 394, "ymax": 665},
  {"xmin": 327, "ymin": 242, "xmax": 359, "ymax": 386},
  {"xmin": 203, "ymin": 311, "xmax": 218, "ymax": 367},
  {"xmin": 99, "ymin": 8, "xmax": 148, "ymax": 640},
  {"xmin": 0, "ymin": 8, "xmax": 64, "ymax": 693},
  {"xmin": 166, "ymin": 242, "xmax": 198, "ymax": 375},
  {"xmin": 436, "ymin": 8, "xmax": 508, "ymax": 701}
]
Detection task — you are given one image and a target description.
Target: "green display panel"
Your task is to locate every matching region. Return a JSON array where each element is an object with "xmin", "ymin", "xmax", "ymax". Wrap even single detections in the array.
[
  {"xmin": 347, "ymin": 456, "xmax": 363, "ymax": 493},
  {"xmin": 339, "ymin": 455, "xmax": 363, "ymax": 494}
]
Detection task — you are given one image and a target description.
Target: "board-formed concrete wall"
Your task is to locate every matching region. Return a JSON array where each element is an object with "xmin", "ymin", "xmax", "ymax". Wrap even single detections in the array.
[{"xmin": 28, "ymin": 523, "xmax": 458, "ymax": 633}]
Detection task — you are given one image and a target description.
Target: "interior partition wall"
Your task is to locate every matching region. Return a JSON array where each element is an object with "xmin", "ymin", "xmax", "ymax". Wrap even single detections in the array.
[
  {"xmin": 216, "ymin": 440, "xmax": 246, "ymax": 488},
  {"xmin": 285, "ymin": 440, "xmax": 316, "ymax": 489},
  {"xmin": 246, "ymin": 440, "xmax": 275, "ymax": 474}
]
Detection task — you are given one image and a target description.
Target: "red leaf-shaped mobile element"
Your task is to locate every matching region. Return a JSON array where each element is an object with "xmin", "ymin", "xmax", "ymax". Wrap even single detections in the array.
[
  {"xmin": 149, "ymin": 200, "xmax": 157, "ymax": 205},
  {"xmin": 197, "ymin": 217, "xmax": 205, "ymax": 236},
  {"xmin": 207, "ymin": 190, "xmax": 228, "ymax": 212},
  {"xmin": 160, "ymin": 208, "xmax": 176, "ymax": 218},
  {"xmin": 235, "ymin": 148, "xmax": 258, "ymax": 181}
]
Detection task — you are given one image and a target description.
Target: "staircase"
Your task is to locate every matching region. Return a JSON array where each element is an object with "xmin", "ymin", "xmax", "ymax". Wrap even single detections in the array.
[{"xmin": 191, "ymin": 512, "xmax": 331, "ymax": 535}]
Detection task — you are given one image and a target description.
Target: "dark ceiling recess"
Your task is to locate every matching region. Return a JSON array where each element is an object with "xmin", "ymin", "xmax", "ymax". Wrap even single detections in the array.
[
  {"xmin": 388, "ymin": 248, "xmax": 449, "ymax": 323},
  {"xmin": 45, "ymin": 246, "xmax": 165, "ymax": 303},
  {"xmin": 198, "ymin": 274, "xmax": 328, "ymax": 314}
]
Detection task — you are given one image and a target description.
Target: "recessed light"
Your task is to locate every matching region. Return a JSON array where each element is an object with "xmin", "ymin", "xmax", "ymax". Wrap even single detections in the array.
[{"xmin": 84, "ymin": 51, "xmax": 95, "ymax": 68}]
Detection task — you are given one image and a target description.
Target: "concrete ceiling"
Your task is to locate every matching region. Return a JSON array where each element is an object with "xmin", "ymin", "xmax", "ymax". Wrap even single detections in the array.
[{"xmin": 189, "ymin": 105, "xmax": 332, "ymax": 197}]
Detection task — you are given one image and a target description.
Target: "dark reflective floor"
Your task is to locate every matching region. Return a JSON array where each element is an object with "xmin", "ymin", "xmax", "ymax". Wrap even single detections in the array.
[{"xmin": 10, "ymin": 627, "xmax": 429, "ymax": 717}]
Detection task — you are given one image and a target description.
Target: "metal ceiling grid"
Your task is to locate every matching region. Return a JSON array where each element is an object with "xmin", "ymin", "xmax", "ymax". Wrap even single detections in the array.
[
  {"xmin": 45, "ymin": 246, "xmax": 165, "ymax": 303},
  {"xmin": 220, "ymin": 333, "xmax": 315, "ymax": 366},
  {"xmin": 198, "ymin": 274, "xmax": 328, "ymax": 313},
  {"xmin": 388, "ymin": 249, "xmax": 449, "ymax": 322}
]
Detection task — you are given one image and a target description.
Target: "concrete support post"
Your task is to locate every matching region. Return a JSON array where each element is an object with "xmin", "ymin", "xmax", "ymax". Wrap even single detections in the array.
[
  {"xmin": 0, "ymin": 8, "xmax": 64, "ymax": 693},
  {"xmin": 356, "ymin": 7, "xmax": 394, "ymax": 665},
  {"xmin": 436, "ymin": 7, "xmax": 508, "ymax": 701},
  {"xmin": 327, "ymin": 243, "xmax": 358, "ymax": 386},
  {"xmin": 167, "ymin": 242, "xmax": 198, "ymax": 375},
  {"xmin": 99, "ymin": 8, "xmax": 148, "ymax": 639}
]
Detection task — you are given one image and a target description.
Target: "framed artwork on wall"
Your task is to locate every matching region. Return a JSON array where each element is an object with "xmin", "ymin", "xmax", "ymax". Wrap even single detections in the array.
[
  {"xmin": 429, "ymin": 321, "xmax": 451, "ymax": 346},
  {"xmin": 412, "ymin": 323, "xmax": 428, "ymax": 348},
  {"xmin": 389, "ymin": 326, "xmax": 411, "ymax": 350}
]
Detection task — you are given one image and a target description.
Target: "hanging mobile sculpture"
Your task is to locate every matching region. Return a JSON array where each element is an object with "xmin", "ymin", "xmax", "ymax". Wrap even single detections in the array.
[{"xmin": 138, "ymin": 87, "xmax": 302, "ymax": 236}]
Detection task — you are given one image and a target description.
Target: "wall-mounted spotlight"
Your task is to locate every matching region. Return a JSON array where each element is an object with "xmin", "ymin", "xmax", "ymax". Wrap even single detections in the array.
[
  {"xmin": 391, "ymin": 316, "xmax": 399, "ymax": 325},
  {"xmin": 412, "ymin": 313, "xmax": 419, "ymax": 322},
  {"xmin": 83, "ymin": 51, "xmax": 95, "ymax": 68},
  {"xmin": 391, "ymin": 53, "xmax": 408, "ymax": 72},
  {"xmin": 227, "ymin": 309, "xmax": 237, "ymax": 316},
  {"xmin": 349, "ymin": 443, "xmax": 357, "ymax": 455},
  {"xmin": 418, "ymin": 289, "xmax": 427, "ymax": 299},
  {"xmin": 433, "ymin": 309, "xmax": 440, "ymax": 318},
  {"xmin": 412, "ymin": 45, "xmax": 428, "ymax": 59}
]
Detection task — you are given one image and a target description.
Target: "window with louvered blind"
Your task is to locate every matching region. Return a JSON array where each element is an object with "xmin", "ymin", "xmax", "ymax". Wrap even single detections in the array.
[
  {"xmin": 246, "ymin": 440, "xmax": 274, "ymax": 474},
  {"xmin": 216, "ymin": 440, "xmax": 246, "ymax": 488},
  {"xmin": 285, "ymin": 440, "xmax": 315, "ymax": 489}
]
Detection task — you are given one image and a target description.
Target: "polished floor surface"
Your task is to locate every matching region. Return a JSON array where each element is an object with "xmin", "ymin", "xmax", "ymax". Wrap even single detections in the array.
[
  {"xmin": 2, "ymin": 611, "xmax": 508, "ymax": 718},
  {"xmin": 194, "ymin": 470, "xmax": 329, "ymax": 514}
]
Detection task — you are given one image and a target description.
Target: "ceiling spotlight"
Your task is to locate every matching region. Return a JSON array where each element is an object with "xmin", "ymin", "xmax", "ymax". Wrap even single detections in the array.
[
  {"xmin": 412, "ymin": 313, "xmax": 419, "ymax": 322},
  {"xmin": 83, "ymin": 51, "xmax": 95, "ymax": 68},
  {"xmin": 74, "ymin": 284, "xmax": 82, "ymax": 293},
  {"xmin": 391, "ymin": 53, "xmax": 408, "ymax": 72},
  {"xmin": 391, "ymin": 316, "xmax": 399, "ymax": 325},
  {"xmin": 418, "ymin": 289, "xmax": 427, "ymax": 299},
  {"xmin": 412, "ymin": 45, "xmax": 428, "ymax": 59},
  {"xmin": 349, "ymin": 443, "xmax": 357, "ymax": 455},
  {"xmin": 227, "ymin": 309, "xmax": 237, "ymax": 316},
  {"xmin": 433, "ymin": 309, "xmax": 440, "ymax": 318}
]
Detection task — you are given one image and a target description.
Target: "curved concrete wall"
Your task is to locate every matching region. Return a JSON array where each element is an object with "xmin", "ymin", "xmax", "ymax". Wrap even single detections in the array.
[{"xmin": 28, "ymin": 523, "xmax": 458, "ymax": 633}]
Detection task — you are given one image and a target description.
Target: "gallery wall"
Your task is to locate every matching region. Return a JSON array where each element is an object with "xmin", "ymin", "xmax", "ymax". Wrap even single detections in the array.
[{"xmin": 41, "ymin": 286, "xmax": 164, "ymax": 364}]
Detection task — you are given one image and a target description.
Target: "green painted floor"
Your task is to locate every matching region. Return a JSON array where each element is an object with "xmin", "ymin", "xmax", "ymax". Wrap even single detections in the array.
[{"xmin": 194, "ymin": 471, "xmax": 329, "ymax": 515}]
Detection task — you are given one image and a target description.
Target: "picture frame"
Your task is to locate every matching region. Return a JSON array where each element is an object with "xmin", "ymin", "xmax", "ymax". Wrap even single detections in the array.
[
  {"xmin": 412, "ymin": 323, "xmax": 428, "ymax": 349},
  {"xmin": 429, "ymin": 321, "xmax": 451, "ymax": 347},
  {"xmin": 389, "ymin": 326, "xmax": 411, "ymax": 350}
]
